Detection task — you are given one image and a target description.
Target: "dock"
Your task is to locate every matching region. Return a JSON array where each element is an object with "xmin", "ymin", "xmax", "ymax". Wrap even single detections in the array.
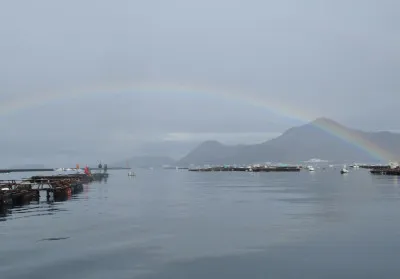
[
  {"xmin": 0, "ymin": 173, "xmax": 100, "ymax": 211},
  {"xmin": 370, "ymin": 168, "xmax": 400, "ymax": 175},
  {"xmin": 29, "ymin": 174, "xmax": 94, "ymax": 183},
  {"xmin": 0, "ymin": 161, "xmax": 112, "ymax": 214},
  {"xmin": 0, "ymin": 180, "xmax": 39, "ymax": 208},
  {"xmin": 360, "ymin": 165, "xmax": 391, "ymax": 170},
  {"xmin": 189, "ymin": 165, "xmax": 301, "ymax": 172},
  {"xmin": 251, "ymin": 166, "xmax": 301, "ymax": 172}
]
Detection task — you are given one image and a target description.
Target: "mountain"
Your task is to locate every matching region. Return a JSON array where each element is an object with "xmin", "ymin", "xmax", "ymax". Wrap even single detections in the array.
[
  {"xmin": 178, "ymin": 118, "xmax": 400, "ymax": 166},
  {"xmin": 177, "ymin": 140, "xmax": 238, "ymax": 166},
  {"xmin": 124, "ymin": 141, "xmax": 199, "ymax": 161},
  {"xmin": 113, "ymin": 156, "xmax": 176, "ymax": 168}
]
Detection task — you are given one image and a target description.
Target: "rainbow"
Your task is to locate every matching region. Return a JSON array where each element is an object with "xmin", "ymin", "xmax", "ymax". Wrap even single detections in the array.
[{"xmin": 0, "ymin": 81, "xmax": 395, "ymax": 162}]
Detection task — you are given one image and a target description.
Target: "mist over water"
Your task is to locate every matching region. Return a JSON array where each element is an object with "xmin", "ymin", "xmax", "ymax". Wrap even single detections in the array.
[{"xmin": 1, "ymin": 169, "xmax": 400, "ymax": 278}]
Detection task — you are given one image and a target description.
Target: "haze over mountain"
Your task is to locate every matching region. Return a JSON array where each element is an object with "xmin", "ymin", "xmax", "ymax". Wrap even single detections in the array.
[
  {"xmin": 178, "ymin": 118, "xmax": 400, "ymax": 166},
  {"xmin": 113, "ymin": 156, "xmax": 176, "ymax": 169}
]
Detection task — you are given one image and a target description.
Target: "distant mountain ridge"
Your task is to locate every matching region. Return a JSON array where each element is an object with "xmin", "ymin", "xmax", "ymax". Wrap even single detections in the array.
[
  {"xmin": 113, "ymin": 156, "xmax": 176, "ymax": 168},
  {"xmin": 178, "ymin": 118, "xmax": 400, "ymax": 166}
]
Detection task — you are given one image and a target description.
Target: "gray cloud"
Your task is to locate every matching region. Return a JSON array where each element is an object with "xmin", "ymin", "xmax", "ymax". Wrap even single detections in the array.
[{"xmin": 0, "ymin": 0, "xmax": 399, "ymax": 166}]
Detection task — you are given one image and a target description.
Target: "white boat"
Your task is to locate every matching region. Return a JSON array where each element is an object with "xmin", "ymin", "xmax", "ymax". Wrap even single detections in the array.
[
  {"xmin": 307, "ymin": 165, "xmax": 315, "ymax": 171},
  {"xmin": 126, "ymin": 160, "xmax": 135, "ymax": 176},
  {"xmin": 350, "ymin": 163, "xmax": 360, "ymax": 169},
  {"xmin": 341, "ymin": 165, "xmax": 349, "ymax": 174}
]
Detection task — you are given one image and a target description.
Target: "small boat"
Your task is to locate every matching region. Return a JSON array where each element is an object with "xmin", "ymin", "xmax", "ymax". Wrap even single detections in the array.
[
  {"xmin": 340, "ymin": 165, "xmax": 349, "ymax": 174},
  {"xmin": 307, "ymin": 165, "xmax": 315, "ymax": 172},
  {"xmin": 126, "ymin": 160, "xmax": 135, "ymax": 176}
]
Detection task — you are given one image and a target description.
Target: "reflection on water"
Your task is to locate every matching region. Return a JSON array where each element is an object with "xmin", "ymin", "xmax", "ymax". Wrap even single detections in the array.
[
  {"xmin": 0, "ymin": 179, "xmax": 90, "ymax": 221},
  {"xmin": 2, "ymin": 169, "xmax": 400, "ymax": 279},
  {"xmin": 38, "ymin": 237, "xmax": 70, "ymax": 242},
  {"xmin": 0, "ymin": 207, "xmax": 10, "ymax": 221},
  {"xmin": 372, "ymin": 175, "xmax": 400, "ymax": 186},
  {"xmin": 0, "ymin": 200, "xmax": 69, "ymax": 221}
]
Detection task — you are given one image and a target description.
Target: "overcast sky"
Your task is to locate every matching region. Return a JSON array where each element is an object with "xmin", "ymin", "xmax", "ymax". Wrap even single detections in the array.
[{"xmin": 0, "ymin": 0, "xmax": 399, "ymax": 167}]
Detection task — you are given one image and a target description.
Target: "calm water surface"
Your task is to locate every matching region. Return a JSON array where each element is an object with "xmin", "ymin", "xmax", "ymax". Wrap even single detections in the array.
[{"xmin": 2, "ymin": 169, "xmax": 400, "ymax": 278}]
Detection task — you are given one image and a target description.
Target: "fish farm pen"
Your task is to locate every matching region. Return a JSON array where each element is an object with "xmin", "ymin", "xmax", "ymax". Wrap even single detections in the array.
[{"xmin": 0, "ymin": 172, "xmax": 109, "ymax": 212}]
